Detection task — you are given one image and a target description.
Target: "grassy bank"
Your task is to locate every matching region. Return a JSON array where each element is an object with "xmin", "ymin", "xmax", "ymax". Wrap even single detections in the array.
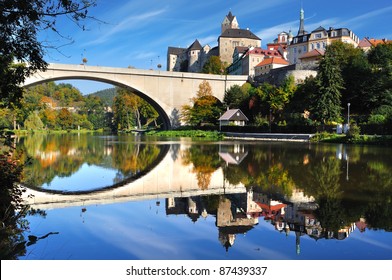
[
  {"xmin": 146, "ymin": 129, "xmax": 224, "ymax": 140},
  {"xmin": 311, "ymin": 132, "xmax": 392, "ymax": 145}
]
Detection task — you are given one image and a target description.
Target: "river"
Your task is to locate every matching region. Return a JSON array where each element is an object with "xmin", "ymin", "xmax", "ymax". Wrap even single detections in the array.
[{"xmin": 12, "ymin": 133, "xmax": 392, "ymax": 260}]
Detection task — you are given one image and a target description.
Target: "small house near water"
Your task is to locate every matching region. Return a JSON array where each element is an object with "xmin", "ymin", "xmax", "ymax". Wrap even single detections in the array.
[{"xmin": 218, "ymin": 109, "xmax": 249, "ymax": 126}]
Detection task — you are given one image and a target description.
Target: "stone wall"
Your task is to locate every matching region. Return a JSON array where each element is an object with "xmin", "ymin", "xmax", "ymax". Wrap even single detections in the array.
[{"xmin": 253, "ymin": 63, "xmax": 318, "ymax": 86}]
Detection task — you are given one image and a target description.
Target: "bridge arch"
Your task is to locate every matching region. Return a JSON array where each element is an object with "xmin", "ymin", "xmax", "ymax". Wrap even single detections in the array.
[
  {"xmin": 23, "ymin": 63, "xmax": 249, "ymax": 129},
  {"xmin": 23, "ymin": 74, "xmax": 172, "ymax": 129}
]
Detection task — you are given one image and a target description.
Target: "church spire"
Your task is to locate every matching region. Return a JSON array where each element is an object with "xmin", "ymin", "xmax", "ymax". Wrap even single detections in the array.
[{"xmin": 297, "ymin": 6, "xmax": 306, "ymax": 36}]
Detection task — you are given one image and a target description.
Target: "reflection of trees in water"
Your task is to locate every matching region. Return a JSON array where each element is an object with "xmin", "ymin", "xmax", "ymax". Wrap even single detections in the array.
[
  {"xmin": 111, "ymin": 142, "xmax": 160, "ymax": 176},
  {"xmin": 181, "ymin": 144, "xmax": 221, "ymax": 190},
  {"xmin": 17, "ymin": 134, "xmax": 163, "ymax": 188},
  {"xmin": 1, "ymin": 135, "xmax": 48, "ymax": 259},
  {"xmin": 223, "ymin": 146, "xmax": 296, "ymax": 198},
  {"xmin": 19, "ymin": 134, "xmax": 91, "ymax": 187}
]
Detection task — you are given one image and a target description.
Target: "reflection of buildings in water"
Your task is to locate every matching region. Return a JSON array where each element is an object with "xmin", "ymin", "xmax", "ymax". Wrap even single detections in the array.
[
  {"xmin": 218, "ymin": 144, "xmax": 248, "ymax": 166},
  {"xmin": 286, "ymin": 188, "xmax": 315, "ymax": 204},
  {"xmin": 336, "ymin": 144, "xmax": 349, "ymax": 161},
  {"xmin": 251, "ymin": 192, "xmax": 287, "ymax": 221},
  {"xmin": 36, "ymin": 150, "xmax": 61, "ymax": 167},
  {"xmin": 104, "ymin": 145, "xmax": 113, "ymax": 156},
  {"xmin": 355, "ymin": 218, "xmax": 367, "ymax": 233},
  {"xmin": 166, "ymin": 197, "xmax": 208, "ymax": 223},
  {"xmin": 217, "ymin": 196, "xmax": 258, "ymax": 252},
  {"xmin": 165, "ymin": 187, "xmax": 367, "ymax": 253}
]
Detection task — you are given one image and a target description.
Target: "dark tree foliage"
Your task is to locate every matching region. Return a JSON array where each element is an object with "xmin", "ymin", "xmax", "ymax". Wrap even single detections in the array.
[
  {"xmin": 202, "ymin": 56, "xmax": 226, "ymax": 74},
  {"xmin": 223, "ymin": 84, "xmax": 247, "ymax": 109},
  {"xmin": 311, "ymin": 45, "xmax": 345, "ymax": 124},
  {"xmin": 0, "ymin": 0, "xmax": 96, "ymax": 260},
  {"xmin": 0, "ymin": 0, "xmax": 97, "ymax": 106},
  {"xmin": 366, "ymin": 43, "xmax": 392, "ymax": 113}
]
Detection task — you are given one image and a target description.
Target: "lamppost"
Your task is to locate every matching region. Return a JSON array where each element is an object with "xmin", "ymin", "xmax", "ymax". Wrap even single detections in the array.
[
  {"xmin": 347, "ymin": 103, "xmax": 351, "ymax": 129},
  {"xmin": 269, "ymin": 108, "xmax": 272, "ymax": 133}
]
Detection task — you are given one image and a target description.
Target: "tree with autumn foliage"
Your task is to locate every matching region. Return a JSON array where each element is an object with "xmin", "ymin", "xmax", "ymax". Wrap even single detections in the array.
[
  {"xmin": 181, "ymin": 80, "xmax": 224, "ymax": 126},
  {"xmin": 113, "ymin": 87, "xmax": 160, "ymax": 131}
]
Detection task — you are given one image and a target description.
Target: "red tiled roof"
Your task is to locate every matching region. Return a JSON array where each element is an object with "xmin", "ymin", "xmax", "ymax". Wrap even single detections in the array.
[
  {"xmin": 299, "ymin": 49, "xmax": 325, "ymax": 59},
  {"xmin": 255, "ymin": 57, "xmax": 289, "ymax": 67},
  {"xmin": 359, "ymin": 37, "xmax": 389, "ymax": 48}
]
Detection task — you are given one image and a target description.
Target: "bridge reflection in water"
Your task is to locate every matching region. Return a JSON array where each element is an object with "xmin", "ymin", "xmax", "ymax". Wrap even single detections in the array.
[{"xmin": 22, "ymin": 142, "xmax": 248, "ymax": 210}]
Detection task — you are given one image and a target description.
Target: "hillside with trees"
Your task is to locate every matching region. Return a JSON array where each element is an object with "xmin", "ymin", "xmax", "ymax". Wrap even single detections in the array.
[{"xmin": 87, "ymin": 88, "xmax": 117, "ymax": 107}]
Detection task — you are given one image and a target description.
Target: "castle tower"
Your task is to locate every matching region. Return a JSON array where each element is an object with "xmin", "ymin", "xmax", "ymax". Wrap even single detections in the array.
[
  {"xmin": 187, "ymin": 39, "xmax": 202, "ymax": 72},
  {"xmin": 221, "ymin": 11, "xmax": 239, "ymax": 34}
]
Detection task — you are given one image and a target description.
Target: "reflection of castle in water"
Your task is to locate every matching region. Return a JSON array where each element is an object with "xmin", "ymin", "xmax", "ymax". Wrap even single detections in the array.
[{"xmin": 165, "ymin": 187, "xmax": 365, "ymax": 253}]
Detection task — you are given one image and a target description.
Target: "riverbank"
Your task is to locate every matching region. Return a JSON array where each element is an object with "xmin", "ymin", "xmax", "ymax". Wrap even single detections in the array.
[
  {"xmin": 147, "ymin": 129, "xmax": 392, "ymax": 145},
  {"xmin": 311, "ymin": 132, "xmax": 392, "ymax": 145},
  {"xmin": 2, "ymin": 128, "xmax": 106, "ymax": 136}
]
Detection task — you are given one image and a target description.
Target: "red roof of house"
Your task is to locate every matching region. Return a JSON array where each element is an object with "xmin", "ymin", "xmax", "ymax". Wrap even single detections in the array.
[
  {"xmin": 368, "ymin": 38, "xmax": 389, "ymax": 46},
  {"xmin": 255, "ymin": 57, "xmax": 289, "ymax": 67},
  {"xmin": 299, "ymin": 49, "xmax": 325, "ymax": 59}
]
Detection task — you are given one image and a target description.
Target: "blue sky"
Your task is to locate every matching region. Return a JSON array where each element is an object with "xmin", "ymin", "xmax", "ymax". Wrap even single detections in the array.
[{"xmin": 39, "ymin": 0, "xmax": 392, "ymax": 94}]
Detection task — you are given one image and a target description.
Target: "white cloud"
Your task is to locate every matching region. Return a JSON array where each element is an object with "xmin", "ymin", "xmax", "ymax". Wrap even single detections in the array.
[{"xmin": 83, "ymin": 9, "xmax": 167, "ymax": 46}]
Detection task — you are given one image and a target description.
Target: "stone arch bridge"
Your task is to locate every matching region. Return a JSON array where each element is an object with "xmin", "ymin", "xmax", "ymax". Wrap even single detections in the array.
[{"xmin": 23, "ymin": 63, "xmax": 249, "ymax": 128}]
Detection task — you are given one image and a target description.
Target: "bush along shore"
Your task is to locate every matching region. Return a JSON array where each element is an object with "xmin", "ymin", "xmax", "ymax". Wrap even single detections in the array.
[
  {"xmin": 146, "ymin": 129, "xmax": 224, "ymax": 140},
  {"xmin": 311, "ymin": 132, "xmax": 392, "ymax": 145}
]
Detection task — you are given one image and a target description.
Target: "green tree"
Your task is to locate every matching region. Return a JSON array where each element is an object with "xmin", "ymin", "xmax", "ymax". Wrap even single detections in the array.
[
  {"xmin": 57, "ymin": 108, "xmax": 73, "ymax": 129},
  {"xmin": 366, "ymin": 43, "xmax": 392, "ymax": 114},
  {"xmin": 202, "ymin": 56, "xmax": 226, "ymax": 74},
  {"xmin": 181, "ymin": 81, "xmax": 224, "ymax": 126},
  {"xmin": 223, "ymin": 84, "xmax": 248, "ymax": 109},
  {"xmin": 113, "ymin": 89, "xmax": 134, "ymax": 131},
  {"xmin": 82, "ymin": 95, "xmax": 109, "ymax": 130},
  {"xmin": 24, "ymin": 112, "xmax": 44, "ymax": 130},
  {"xmin": 139, "ymin": 99, "xmax": 160, "ymax": 127},
  {"xmin": 311, "ymin": 45, "xmax": 344, "ymax": 124},
  {"xmin": 113, "ymin": 88, "xmax": 158, "ymax": 130},
  {"xmin": 0, "ymin": 0, "xmax": 97, "ymax": 107}
]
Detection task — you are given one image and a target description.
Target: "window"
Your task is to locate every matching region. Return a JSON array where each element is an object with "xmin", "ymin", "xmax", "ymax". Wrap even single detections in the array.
[
  {"xmin": 316, "ymin": 43, "xmax": 320, "ymax": 49},
  {"xmin": 315, "ymin": 33, "xmax": 322, "ymax": 39}
]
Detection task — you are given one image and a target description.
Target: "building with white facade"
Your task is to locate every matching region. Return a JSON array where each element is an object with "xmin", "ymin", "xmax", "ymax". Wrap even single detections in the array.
[{"xmin": 288, "ymin": 8, "xmax": 360, "ymax": 65}]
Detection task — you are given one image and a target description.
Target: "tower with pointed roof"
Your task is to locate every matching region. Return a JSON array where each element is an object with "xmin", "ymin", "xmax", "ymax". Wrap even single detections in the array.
[
  {"xmin": 297, "ymin": 7, "xmax": 307, "ymax": 36},
  {"xmin": 187, "ymin": 39, "xmax": 203, "ymax": 72},
  {"xmin": 287, "ymin": 6, "xmax": 359, "ymax": 65},
  {"xmin": 221, "ymin": 11, "xmax": 239, "ymax": 34},
  {"xmin": 167, "ymin": 11, "xmax": 260, "ymax": 72},
  {"xmin": 219, "ymin": 11, "xmax": 261, "ymax": 65}
]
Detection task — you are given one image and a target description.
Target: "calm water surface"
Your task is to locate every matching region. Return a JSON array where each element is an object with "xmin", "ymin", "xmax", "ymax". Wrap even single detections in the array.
[{"xmin": 14, "ymin": 133, "xmax": 392, "ymax": 260}]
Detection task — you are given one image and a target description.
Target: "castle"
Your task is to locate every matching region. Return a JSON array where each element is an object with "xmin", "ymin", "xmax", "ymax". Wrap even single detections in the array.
[
  {"xmin": 166, "ymin": 12, "xmax": 261, "ymax": 73},
  {"xmin": 167, "ymin": 8, "xmax": 381, "ymax": 82}
]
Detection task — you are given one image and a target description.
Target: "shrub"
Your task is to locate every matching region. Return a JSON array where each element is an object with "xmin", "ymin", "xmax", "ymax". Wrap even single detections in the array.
[
  {"xmin": 368, "ymin": 114, "xmax": 386, "ymax": 124},
  {"xmin": 346, "ymin": 123, "xmax": 361, "ymax": 140}
]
